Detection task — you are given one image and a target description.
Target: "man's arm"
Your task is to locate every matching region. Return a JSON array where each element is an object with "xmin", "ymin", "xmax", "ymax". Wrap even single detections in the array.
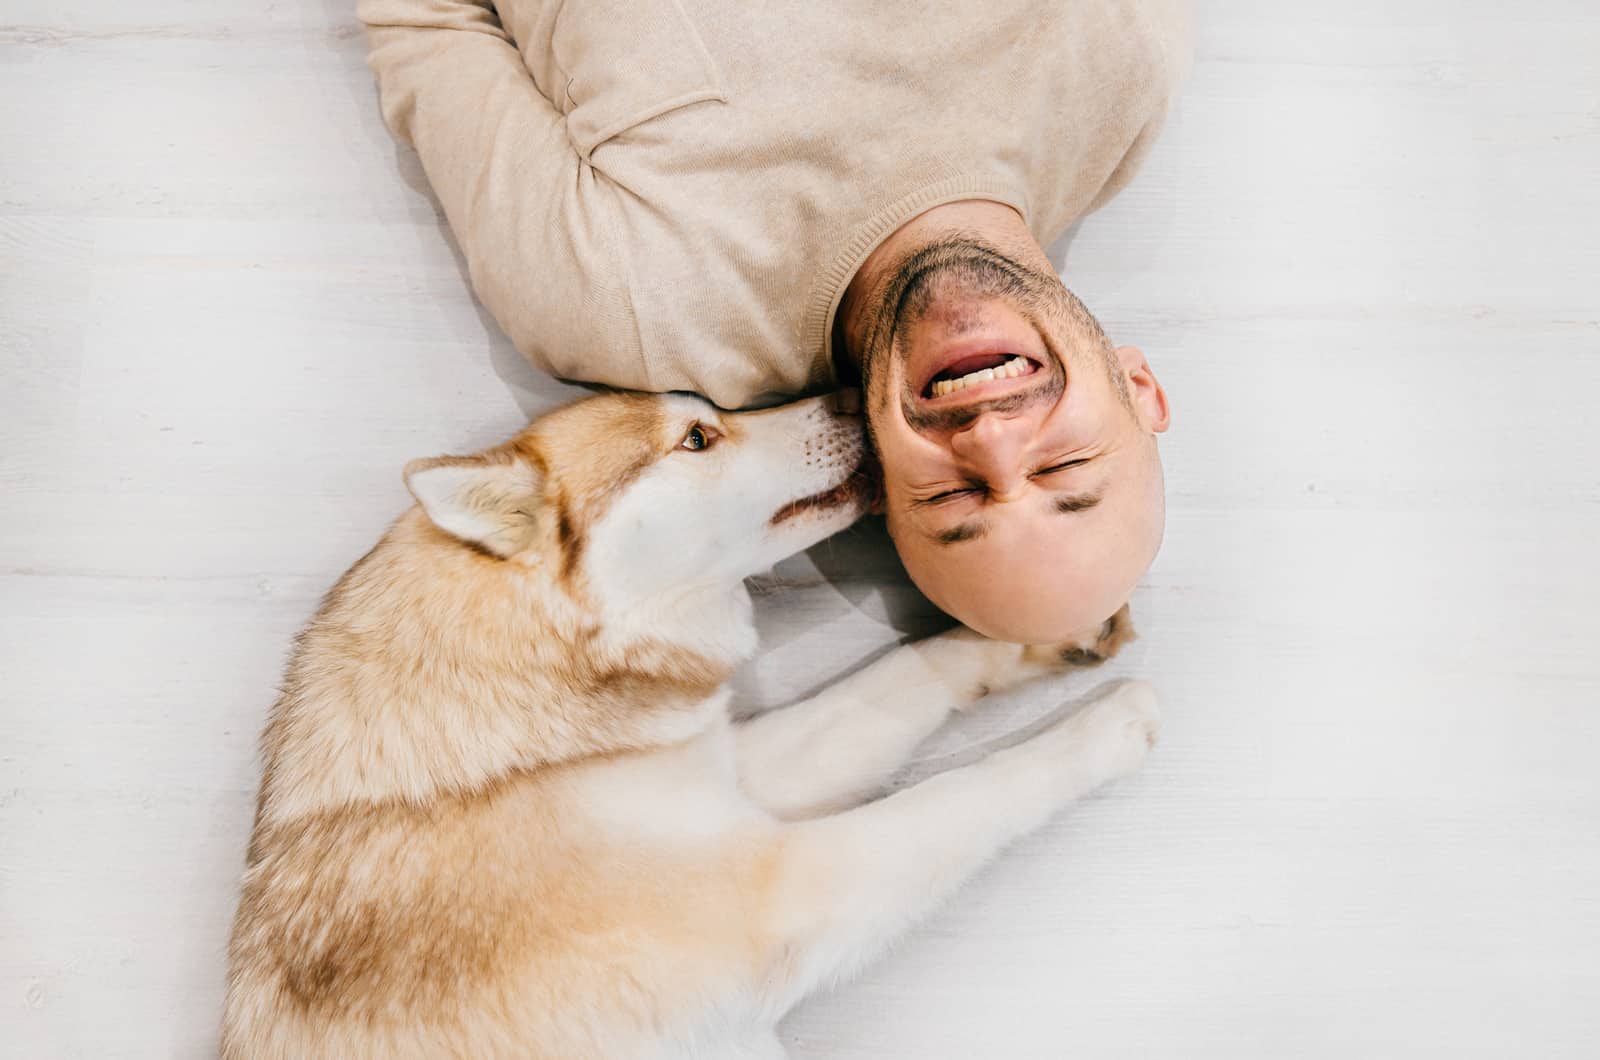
[{"xmin": 357, "ymin": 0, "xmax": 593, "ymax": 371}]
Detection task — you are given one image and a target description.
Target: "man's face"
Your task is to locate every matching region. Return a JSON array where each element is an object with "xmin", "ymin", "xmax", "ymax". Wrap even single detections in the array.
[{"xmin": 855, "ymin": 237, "xmax": 1171, "ymax": 643}]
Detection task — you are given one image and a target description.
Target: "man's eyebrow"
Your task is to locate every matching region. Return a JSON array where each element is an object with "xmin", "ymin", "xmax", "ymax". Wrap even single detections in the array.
[
  {"xmin": 1054, "ymin": 490, "xmax": 1104, "ymax": 514},
  {"xmin": 933, "ymin": 520, "xmax": 989, "ymax": 545}
]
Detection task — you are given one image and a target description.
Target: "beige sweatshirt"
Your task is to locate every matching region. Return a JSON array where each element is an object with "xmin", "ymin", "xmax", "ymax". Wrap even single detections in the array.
[{"xmin": 359, "ymin": 0, "xmax": 1190, "ymax": 409}]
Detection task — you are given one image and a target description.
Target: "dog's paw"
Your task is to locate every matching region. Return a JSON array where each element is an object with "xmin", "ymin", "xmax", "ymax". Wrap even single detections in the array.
[
  {"xmin": 913, "ymin": 606, "xmax": 1138, "ymax": 708},
  {"xmin": 1021, "ymin": 603, "xmax": 1136, "ymax": 671},
  {"xmin": 1046, "ymin": 678, "xmax": 1160, "ymax": 785}
]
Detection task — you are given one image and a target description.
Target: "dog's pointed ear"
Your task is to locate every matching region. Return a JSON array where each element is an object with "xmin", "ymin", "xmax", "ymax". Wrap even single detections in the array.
[{"xmin": 403, "ymin": 454, "xmax": 544, "ymax": 558}]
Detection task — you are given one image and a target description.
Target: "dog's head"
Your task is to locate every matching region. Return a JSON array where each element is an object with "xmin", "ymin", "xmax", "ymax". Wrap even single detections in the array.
[{"xmin": 403, "ymin": 392, "xmax": 867, "ymax": 625}]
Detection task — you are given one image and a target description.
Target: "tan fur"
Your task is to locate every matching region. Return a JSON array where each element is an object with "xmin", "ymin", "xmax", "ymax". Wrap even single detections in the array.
[
  {"xmin": 228, "ymin": 396, "xmax": 756, "ymax": 1057},
  {"xmin": 230, "ymin": 768, "xmax": 780, "ymax": 1057},
  {"xmin": 1026, "ymin": 602, "xmax": 1136, "ymax": 669},
  {"xmin": 223, "ymin": 392, "xmax": 1155, "ymax": 1059}
]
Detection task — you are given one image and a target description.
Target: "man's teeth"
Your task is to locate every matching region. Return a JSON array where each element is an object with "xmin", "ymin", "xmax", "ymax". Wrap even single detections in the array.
[{"xmin": 931, "ymin": 356, "xmax": 1031, "ymax": 397}]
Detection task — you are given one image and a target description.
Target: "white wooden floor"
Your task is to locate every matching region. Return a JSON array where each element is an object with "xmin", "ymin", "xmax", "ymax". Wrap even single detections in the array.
[{"xmin": 4, "ymin": 3, "xmax": 1598, "ymax": 1056}]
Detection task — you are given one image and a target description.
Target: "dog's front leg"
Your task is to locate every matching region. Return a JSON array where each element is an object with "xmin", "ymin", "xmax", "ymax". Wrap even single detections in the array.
[
  {"xmin": 734, "ymin": 607, "xmax": 1134, "ymax": 820},
  {"xmin": 753, "ymin": 678, "xmax": 1158, "ymax": 1017}
]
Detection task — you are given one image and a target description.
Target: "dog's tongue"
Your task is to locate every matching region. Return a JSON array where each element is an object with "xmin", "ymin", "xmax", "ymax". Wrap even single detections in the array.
[{"xmin": 931, "ymin": 353, "xmax": 1010, "ymax": 384}]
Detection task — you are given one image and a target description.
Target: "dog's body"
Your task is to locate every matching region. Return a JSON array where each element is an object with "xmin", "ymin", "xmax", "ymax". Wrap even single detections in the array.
[{"xmin": 223, "ymin": 393, "xmax": 1158, "ymax": 1059}]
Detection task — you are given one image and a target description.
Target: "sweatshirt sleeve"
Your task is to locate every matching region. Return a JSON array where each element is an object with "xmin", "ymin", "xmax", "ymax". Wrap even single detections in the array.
[{"xmin": 355, "ymin": 0, "xmax": 610, "ymax": 380}]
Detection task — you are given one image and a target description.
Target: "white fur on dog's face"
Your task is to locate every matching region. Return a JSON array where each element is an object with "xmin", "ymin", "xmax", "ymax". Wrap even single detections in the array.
[
  {"xmin": 584, "ymin": 394, "xmax": 866, "ymax": 616},
  {"xmin": 403, "ymin": 392, "xmax": 866, "ymax": 644}
]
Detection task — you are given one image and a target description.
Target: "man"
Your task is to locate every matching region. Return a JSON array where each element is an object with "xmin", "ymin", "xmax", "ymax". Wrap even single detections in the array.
[{"xmin": 359, "ymin": 0, "xmax": 1187, "ymax": 643}]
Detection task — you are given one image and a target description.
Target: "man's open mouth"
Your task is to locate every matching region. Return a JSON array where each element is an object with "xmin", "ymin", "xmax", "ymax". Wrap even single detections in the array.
[{"xmin": 920, "ymin": 352, "xmax": 1042, "ymax": 402}]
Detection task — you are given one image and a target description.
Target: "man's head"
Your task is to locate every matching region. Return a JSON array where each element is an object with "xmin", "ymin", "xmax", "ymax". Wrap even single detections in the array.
[{"xmin": 838, "ymin": 201, "xmax": 1170, "ymax": 644}]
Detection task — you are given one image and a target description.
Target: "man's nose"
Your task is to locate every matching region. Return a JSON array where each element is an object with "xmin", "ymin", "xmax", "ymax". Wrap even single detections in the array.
[{"xmin": 950, "ymin": 412, "xmax": 1030, "ymax": 500}]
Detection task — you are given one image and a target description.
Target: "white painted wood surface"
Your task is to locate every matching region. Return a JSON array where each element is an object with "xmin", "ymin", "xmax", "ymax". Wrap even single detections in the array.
[{"xmin": 3, "ymin": 2, "xmax": 1597, "ymax": 1056}]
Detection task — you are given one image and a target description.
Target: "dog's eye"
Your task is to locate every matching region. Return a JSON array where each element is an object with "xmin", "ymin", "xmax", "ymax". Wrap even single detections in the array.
[{"xmin": 679, "ymin": 424, "xmax": 718, "ymax": 452}]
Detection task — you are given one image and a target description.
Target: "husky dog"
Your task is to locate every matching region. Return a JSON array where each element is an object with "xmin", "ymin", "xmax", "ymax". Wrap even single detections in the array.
[{"xmin": 223, "ymin": 392, "xmax": 1157, "ymax": 1059}]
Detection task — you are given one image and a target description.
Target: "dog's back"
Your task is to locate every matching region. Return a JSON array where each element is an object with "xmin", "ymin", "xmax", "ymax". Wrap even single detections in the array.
[{"xmin": 228, "ymin": 745, "xmax": 780, "ymax": 1056}]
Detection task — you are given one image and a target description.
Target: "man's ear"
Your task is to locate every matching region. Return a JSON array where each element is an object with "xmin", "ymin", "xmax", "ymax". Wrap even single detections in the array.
[
  {"xmin": 1114, "ymin": 345, "xmax": 1171, "ymax": 433},
  {"xmin": 403, "ymin": 454, "xmax": 544, "ymax": 557}
]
